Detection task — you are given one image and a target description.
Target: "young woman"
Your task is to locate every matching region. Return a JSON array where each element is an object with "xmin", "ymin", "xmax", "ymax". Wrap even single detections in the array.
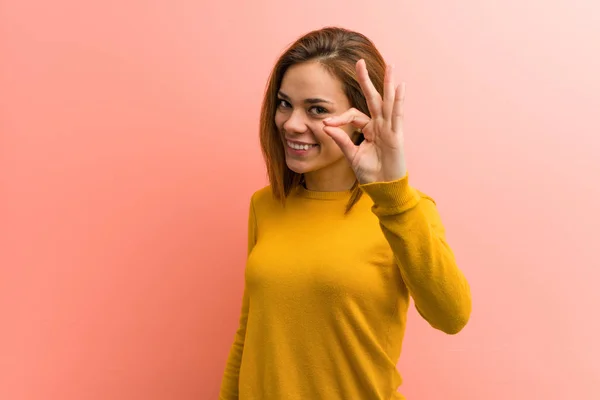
[{"xmin": 219, "ymin": 26, "xmax": 472, "ymax": 400}]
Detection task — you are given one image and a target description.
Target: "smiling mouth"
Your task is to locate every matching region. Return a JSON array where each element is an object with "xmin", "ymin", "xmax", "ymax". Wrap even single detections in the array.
[{"xmin": 286, "ymin": 140, "xmax": 319, "ymax": 151}]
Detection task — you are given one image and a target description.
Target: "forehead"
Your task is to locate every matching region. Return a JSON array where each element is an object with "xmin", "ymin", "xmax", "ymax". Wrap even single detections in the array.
[{"xmin": 279, "ymin": 62, "xmax": 347, "ymax": 101}]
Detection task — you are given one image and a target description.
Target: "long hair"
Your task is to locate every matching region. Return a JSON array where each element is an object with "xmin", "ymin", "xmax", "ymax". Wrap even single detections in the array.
[{"xmin": 259, "ymin": 26, "xmax": 387, "ymax": 213}]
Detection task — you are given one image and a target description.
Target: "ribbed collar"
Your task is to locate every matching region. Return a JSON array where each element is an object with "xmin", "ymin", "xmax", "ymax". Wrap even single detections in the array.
[{"xmin": 295, "ymin": 185, "xmax": 353, "ymax": 200}]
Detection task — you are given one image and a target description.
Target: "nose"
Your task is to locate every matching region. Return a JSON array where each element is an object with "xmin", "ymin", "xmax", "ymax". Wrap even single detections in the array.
[{"xmin": 282, "ymin": 110, "xmax": 308, "ymax": 135}]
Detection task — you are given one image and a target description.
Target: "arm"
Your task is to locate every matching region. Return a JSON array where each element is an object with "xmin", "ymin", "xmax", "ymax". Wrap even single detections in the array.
[
  {"xmin": 219, "ymin": 291, "xmax": 249, "ymax": 399},
  {"xmin": 219, "ymin": 197, "xmax": 257, "ymax": 399},
  {"xmin": 360, "ymin": 175, "xmax": 472, "ymax": 335}
]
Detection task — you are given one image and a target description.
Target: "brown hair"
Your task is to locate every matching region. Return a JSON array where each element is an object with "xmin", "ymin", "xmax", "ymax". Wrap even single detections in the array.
[{"xmin": 259, "ymin": 26, "xmax": 387, "ymax": 213}]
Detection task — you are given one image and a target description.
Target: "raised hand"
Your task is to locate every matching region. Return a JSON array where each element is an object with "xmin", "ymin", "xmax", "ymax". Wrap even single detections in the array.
[{"xmin": 323, "ymin": 59, "xmax": 407, "ymax": 184}]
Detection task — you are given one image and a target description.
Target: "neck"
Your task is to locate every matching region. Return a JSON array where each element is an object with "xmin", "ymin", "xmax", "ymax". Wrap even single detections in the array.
[{"xmin": 303, "ymin": 160, "xmax": 356, "ymax": 192}]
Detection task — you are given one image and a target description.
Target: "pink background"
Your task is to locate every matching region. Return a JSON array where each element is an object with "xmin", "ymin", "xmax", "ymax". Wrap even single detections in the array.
[{"xmin": 1, "ymin": 1, "xmax": 599, "ymax": 399}]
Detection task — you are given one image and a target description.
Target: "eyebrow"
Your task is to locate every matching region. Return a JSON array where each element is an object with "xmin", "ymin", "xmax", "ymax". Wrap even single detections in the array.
[{"xmin": 278, "ymin": 91, "xmax": 334, "ymax": 105}]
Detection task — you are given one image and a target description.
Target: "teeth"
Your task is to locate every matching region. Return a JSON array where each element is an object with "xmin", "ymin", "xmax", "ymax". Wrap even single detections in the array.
[{"xmin": 288, "ymin": 141, "xmax": 316, "ymax": 150}]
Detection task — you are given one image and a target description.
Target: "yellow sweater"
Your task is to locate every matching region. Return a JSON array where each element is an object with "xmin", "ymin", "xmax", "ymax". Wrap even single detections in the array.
[{"xmin": 219, "ymin": 175, "xmax": 471, "ymax": 400}]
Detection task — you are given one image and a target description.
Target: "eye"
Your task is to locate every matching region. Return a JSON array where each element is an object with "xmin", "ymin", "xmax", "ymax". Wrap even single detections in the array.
[
  {"xmin": 310, "ymin": 106, "xmax": 329, "ymax": 116},
  {"xmin": 277, "ymin": 99, "xmax": 291, "ymax": 108}
]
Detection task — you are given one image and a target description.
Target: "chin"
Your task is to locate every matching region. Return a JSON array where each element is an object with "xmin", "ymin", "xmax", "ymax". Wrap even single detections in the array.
[{"xmin": 285, "ymin": 159, "xmax": 314, "ymax": 175}]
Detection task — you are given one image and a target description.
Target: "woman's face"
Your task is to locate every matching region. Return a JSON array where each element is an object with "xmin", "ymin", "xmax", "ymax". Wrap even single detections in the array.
[{"xmin": 275, "ymin": 61, "xmax": 356, "ymax": 179}]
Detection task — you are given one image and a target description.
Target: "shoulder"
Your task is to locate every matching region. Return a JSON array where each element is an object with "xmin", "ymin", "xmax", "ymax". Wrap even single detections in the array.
[
  {"xmin": 248, "ymin": 185, "xmax": 282, "ymax": 214},
  {"xmin": 247, "ymin": 185, "xmax": 287, "ymax": 228},
  {"xmin": 250, "ymin": 184, "xmax": 274, "ymax": 205}
]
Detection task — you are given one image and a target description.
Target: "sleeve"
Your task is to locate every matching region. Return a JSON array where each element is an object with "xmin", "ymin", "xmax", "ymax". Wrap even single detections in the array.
[
  {"xmin": 359, "ymin": 174, "xmax": 472, "ymax": 335},
  {"xmin": 218, "ymin": 196, "xmax": 258, "ymax": 399}
]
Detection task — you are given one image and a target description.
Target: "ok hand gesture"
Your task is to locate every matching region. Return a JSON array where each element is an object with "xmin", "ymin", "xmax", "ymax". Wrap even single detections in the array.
[{"xmin": 323, "ymin": 60, "xmax": 407, "ymax": 185}]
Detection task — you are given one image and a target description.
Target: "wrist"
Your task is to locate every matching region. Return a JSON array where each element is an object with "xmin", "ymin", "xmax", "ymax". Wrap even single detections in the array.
[{"xmin": 359, "ymin": 174, "xmax": 419, "ymax": 214}]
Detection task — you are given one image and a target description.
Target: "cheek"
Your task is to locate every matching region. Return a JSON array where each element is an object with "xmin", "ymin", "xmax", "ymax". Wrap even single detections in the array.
[
  {"xmin": 315, "ymin": 125, "xmax": 354, "ymax": 145},
  {"xmin": 314, "ymin": 128, "xmax": 348, "ymax": 156},
  {"xmin": 274, "ymin": 112, "xmax": 284, "ymax": 130},
  {"xmin": 313, "ymin": 126, "xmax": 334, "ymax": 146}
]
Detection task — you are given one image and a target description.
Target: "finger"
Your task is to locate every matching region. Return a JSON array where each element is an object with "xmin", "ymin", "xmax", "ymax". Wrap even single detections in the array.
[
  {"xmin": 392, "ymin": 82, "xmax": 405, "ymax": 133},
  {"xmin": 323, "ymin": 108, "xmax": 370, "ymax": 130},
  {"xmin": 383, "ymin": 64, "xmax": 395, "ymax": 121},
  {"xmin": 323, "ymin": 125, "xmax": 358, "ymax": 161},
  {"xmin": 356, "ymin": 59, "xmax": 383, "ymax": 119}
]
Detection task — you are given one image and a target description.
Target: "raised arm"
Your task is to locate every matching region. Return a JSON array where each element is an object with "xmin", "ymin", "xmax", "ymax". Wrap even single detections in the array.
[{"xmin": 361, "ymin": 177, "xmax": 471, "ymax": 334}]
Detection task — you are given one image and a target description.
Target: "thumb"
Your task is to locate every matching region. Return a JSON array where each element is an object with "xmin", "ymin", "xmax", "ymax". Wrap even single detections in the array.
[{"xmin": 323, "ymin": 126, "xmax": 357, "ymax": 161}]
